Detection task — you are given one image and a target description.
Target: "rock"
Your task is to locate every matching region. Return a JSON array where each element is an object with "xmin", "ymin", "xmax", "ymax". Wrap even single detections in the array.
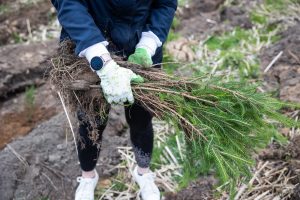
[
  {"xmin": 106, "ymin": 105, "xmax": 127, "ymax": 136},
  {"xmin": 0, "ymin": 40, "xmax": 57, "ymax": 99},
  {"xmin": 0, "ymin": 106, "xmax": 130, "ymax": 199},
  {"xmin": 48, "ymin": 154, "xmax": 62, "ymax": 163},
  {"xmin": 57, "ymin": 143, "xmax": 67, "ymax": 150}
]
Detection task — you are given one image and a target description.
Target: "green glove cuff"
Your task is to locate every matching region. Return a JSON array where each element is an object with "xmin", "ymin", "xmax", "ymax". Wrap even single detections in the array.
[{"xmin": 128, "ymin": 48, "xmax": 153, "ymax": 67}]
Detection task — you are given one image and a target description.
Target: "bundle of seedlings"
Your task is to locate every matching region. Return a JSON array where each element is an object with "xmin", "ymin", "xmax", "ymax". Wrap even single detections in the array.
[{"xmin": 49, "ymin": 40, "xmax": 296, "ymax": 195}]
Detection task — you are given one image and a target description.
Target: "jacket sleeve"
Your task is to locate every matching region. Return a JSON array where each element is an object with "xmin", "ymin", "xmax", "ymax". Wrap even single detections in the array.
[
  {"xmin": 51, "ymin": 0, "xmax": 106, "ymax": 55},
  {"xmin": 143, "ymin": 0, "xmax": 177, "ymax": 44}
]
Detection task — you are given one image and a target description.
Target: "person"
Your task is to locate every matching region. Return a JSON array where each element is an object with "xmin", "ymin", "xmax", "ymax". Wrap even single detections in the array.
[{"xmin": 51, "ymin": 1, "xmax": 177, "ymax": 199}]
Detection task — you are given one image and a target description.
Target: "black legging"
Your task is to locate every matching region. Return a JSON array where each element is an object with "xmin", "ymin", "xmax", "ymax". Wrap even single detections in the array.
[{"xmin": 77, "ymin": 103, "xmax": 153, "ymax": 171}]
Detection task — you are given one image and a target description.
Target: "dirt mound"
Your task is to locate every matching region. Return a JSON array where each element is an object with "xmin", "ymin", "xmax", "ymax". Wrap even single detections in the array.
[
  {"xmin": 259, "ymin": 135, "xmax": 300, "ymax": 164},
  {"xmin": 175, "ymin": 0, "xmax": 225, "ymax": 40},
  {"xmin": 220, "ymin": 5, "xmax": 252, "ymax": 29},
  {"xmin": 179, "ymin": 0, "xmax": 225, "ymax": 19},
  {"xmin": 260, "ymin": 23, "xmax": 300, "ymax": 103},
  {"xmin": 176, "ymin": 0, "xmax": 254, "ymax": 40},
  {"xmin": 0, "ymin": 105, "xmax": 129, "ymax": 200},
  {"xmin": 165, "ymin": 176, "xmax": 217, "ymax": 200}
]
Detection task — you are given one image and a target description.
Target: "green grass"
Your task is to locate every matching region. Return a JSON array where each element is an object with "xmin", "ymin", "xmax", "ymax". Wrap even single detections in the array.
[
  {"xmin": 190, "ymin": 0, "xmax": 299, "ymax": 81},
  {"xmin": 25, "ymin": 85, "xmax": 36, "ymax": 122},
  {"xmin": 0, "ymin": 4, "xmax": 10, "ymax": 15},
  {"xmin": 12, "ymin": 32, "xmax": 24, "ymax": 44},
  {"xmin": 25, "ymin": 85, "xmax": 35, "ymax": 108},
  {"xmin": 201, "ymin": 27, "xmax": 269, "ymax": 79},
  {"xmin": 264, "ymin": 0, "xmax": 287, "ymax": 10}
]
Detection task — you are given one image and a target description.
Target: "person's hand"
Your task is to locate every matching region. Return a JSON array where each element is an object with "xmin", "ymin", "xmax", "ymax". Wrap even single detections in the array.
[
  {"xmin": 128, "ymin": 48, "xmax": 153, "ymax": 67},
  {"xmin": 96, "ymin": 60, "xmax": 144, "ymax": 104}
]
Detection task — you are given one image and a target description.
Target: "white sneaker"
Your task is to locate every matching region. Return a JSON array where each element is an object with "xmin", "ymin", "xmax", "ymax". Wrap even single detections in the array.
[
  {"xmin": 75, "ymin": 170, "xmax": 99, "ymax": 200},
  {"xmin": 132, "ymin": 166, "xmax": 160, "ymax": 200}
]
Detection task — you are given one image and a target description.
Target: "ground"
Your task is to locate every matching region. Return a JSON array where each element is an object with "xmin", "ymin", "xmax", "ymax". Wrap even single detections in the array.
[{"xmin": 0, "ymin": 0, "xmax": 299, "ymax": 199}]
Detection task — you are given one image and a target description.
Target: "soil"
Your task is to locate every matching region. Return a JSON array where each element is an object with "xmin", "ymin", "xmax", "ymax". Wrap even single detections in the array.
[
  {"xmin": 260, "ymin": 23, "xmax": 300, "ymax": 103},
  {"xmin": 179, "ymin": 0, "xmax": 225, "ymax": 18},
  {"xmin": 0, "ymin": 83, "xmax": 60, "ymax": 149},
  {"xmin": 0, "ymin": 105, "xmax": 129, "ymax": 200},
  {"xmin": 0, "ymin": 106, "xmax": 57, "ymax": 149},
  {"xmin": 220, "ymin": 5, "xmax": 253, "ymax": 29},
  {"xmin": 165, "ymin": 176, "xmax": 217, "ymax": 200},
  {"xmin": 176, "ymin": 5, "xmax": 221, "ymax": 40},
  {"xmin": 176, "ymin": 0, "xmax": 254, "ymax": 41},
  {"xmin": 0, "ymin": 0, "xmax": 54, "ymax": 45}
]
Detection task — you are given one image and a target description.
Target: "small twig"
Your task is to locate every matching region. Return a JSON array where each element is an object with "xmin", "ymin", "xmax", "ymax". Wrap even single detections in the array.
[
  {"xmin": 57, "ymin": 91, "xmax": 78, "ymax": 155},
  {"xmin": 40, "ymin": 162, "xmax": 66, "ymax": 179},
  {"xmin": 264, "ymin": 51, "xmax": 283, "ymax": 73},
  {"xmin": 6, "ymin": 144, "xmax": 29, "ymax": 167},
  {"xmin": 41, "ymin": 172, "xmax": 58, "ymax": 191},
  {"xmin": 99, "ymin": 184, "xmax": 116, "ymax": 200},
  {"xmin": 288, "ymin": 50, "xmax": 300, "ymax": 64},
  {"xmin": 26, "ymin": 18, "xmax": 33, "ymax": 40}
]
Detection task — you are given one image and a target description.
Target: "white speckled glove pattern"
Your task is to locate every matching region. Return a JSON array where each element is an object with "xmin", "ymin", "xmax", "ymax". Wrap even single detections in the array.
[{"xmin": 96, "ymin": 60, "xmax": 144, "ymax": 104}]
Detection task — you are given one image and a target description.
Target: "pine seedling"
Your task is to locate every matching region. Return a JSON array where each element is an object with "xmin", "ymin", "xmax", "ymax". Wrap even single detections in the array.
[{"xmin": 50, "ymin": 41, "xmax": 299, "ymax": 197}]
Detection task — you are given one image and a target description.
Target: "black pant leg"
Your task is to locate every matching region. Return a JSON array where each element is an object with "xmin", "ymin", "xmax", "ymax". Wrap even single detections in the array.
[
  {"xmin": 77, "ymin": 110, "xmax": 108, "ymax": 171},
  {"xmin": 125, "ymin": 103, "xmax": 154, "ymax": 168}
]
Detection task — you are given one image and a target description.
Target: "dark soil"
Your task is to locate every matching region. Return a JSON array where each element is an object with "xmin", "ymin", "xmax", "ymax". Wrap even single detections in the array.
[
  {"xmin": 165, "ymin": 176, "xmax": 217, "ymax": 200},
  {"xmin": 179, "ymin": 0, "xmax": 225, "ymax": 19},
  {"xmin": 176, "ymin": 0, "xmax": 223, "ymax": 40},
  {"xmin": 176, "ymin": 0, "xmax": 253, "ymax": 40},
  {"xmin": 220, "ymin": 5, "xmax": 253, "ymax": 29},
  {"xmin": 260, "ymin": 23, "xmax": 300, "ymax": 103},
  {"xmin": 0, "ymin": 0, "xmax": 54, "ymax": 45}
]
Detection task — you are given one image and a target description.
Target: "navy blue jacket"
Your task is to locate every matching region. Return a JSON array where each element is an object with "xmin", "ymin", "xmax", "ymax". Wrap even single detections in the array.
[{"xmin": 51, "ymin": 0, "xmax": 177, "ymax": 59}]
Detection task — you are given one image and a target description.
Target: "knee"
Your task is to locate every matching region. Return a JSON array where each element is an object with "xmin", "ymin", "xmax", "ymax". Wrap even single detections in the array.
[{"xmin": 125, "ymin": 104, "xmax": 153, "ymax": 131}]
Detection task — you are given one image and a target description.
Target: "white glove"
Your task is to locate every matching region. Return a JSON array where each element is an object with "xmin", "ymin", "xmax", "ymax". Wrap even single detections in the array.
[{"xmin": 96, "ymin": 60, "xmax": 144, "ymax": 104}]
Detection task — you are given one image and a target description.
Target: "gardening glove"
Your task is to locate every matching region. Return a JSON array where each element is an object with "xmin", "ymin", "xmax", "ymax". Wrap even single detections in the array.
[
  {"xmin": 79, "ymin": 42, "xmax": 144, "ymax": 104},
  {"xmin": 128, "ymin": 48, "xmax": 153, "ymax": 67},
  {"xmin": 128, "ymin": 31, "xmax": 162, "ymax": 67},
  {"xmin": 96, "ymin": 60, "xmax": 144, "ymax": 104}
]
